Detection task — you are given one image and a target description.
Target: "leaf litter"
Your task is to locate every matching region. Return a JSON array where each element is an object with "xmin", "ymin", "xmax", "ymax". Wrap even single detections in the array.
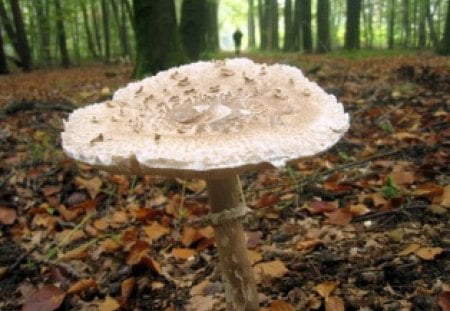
[{"xmin": 0, "ymin": 54, "xmax": 449, "ymax": 310}]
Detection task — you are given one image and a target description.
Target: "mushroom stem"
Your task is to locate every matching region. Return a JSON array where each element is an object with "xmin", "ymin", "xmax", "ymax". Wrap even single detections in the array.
[{"xmin": 207, "ymin": 175, "xmax": 259, "ymax": 311}]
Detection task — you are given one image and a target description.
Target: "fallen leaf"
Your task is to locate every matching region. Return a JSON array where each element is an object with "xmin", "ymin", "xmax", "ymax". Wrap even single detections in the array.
[
  {"xmin": 254, "ymin": 260, "xmax": 288, "ymax": 283},
  {"xmin": 349, "ymin": 204, "xmax": 371, "ymax": 216},
  {"xmin": 75, "ymin": 176, "xmax": 102, "ymax": 199},
  {"xmin": 307, "ymin": 201, "xmax": 338, "ymax": 214},
  {"xmin": 22, "ymin": 285, "xmax": 66, "ymax": 311},
  {"xmin": 438, "ymin": 291, "xmax": 450, "ymax": 311},
  {"xmin": 325, "ymin": 296, "xmax": 345, "ymax": 311},
  {"xmin": 55, "ymin": 229, "xmax": 86, "ymax": 246},
  {"xmin": 267, "ymin": 299, "xmax": 295, "ymax": 311},
  {"xmin": 186, "ymin": 295, "xmax": 217, "ymax": 311},
  {"xmin": 94, "ymin": 218, "xmax": 109, "ymax": 231},
  {"xmin": 248, "ymin": 250, "xmax": 262, "ymax": 265},
  {"xmin": 42, "ymin": 185, "xmax": 62, "ymax": 197},
  {"xmin": 99, "ymin": 296, "xmax": 120, "ymax": 311},
  {"xmin": 391, "ymin": 171, "xmax": 415, "ymax": 185},
  {"xmin": 315, "ymin": 281, "xmax": 339, "ymax": 298},
  {"xmin": 144, "ymin": 222, "xmax": 169, "ymax": 243},
  {"xmin": 181, "ymin": 225, "xmax": 202, "ymax": 247},
  {"xmin": 326, "ymin": 209, "xmax": 353, "ymax": 226},
  {"xmin": 184, "ymin": 179, "xmax": 207, "ymax": 193},
  {"xmin": 126, "ymin": 240, "xmax": 149, "ymax": 265},
  {"xmin": 99, "ymin": 238, "xmax": 121, "ymax": 253},
  {"xmin": 111, "ymin": 210, "xmax": 128, "ymax": 225},
  {"xmin": 415, "ymin": 247, "xmax": 444, "ymax": 260},
  {"xmin": 190, "ymin": 280, "xmax": 209, "ymax": 296},
  {"xmin": 67, "ymin": 278, "xmax": 97, "ymax": 295},
  {"xmin": 197, "ymin": 226, "xmax": 214, "ymax": 239},
  {"xmin": 172, "ymin": 248, "xmax": 196, "ymax": 260},
  {"xmin": 0, "ymin": 206, "xmax": 17, "ymax": 225},
  {"xmin": 59, "ymin": 244, "xmax": 90, "ymax": 260},
  {"xmin": 398, "ymin": 243, "xmax": 421, "ymax": 256},
  {"xmin": 121, "ymin": 277, "xmax": 135, "ymax": 305},
  {"xmin": 257, "ymin": 193, "xmax": 280, "ymax": 208},
  {"xmin": 442, "ymin": 185, "xmax": 450, "ymax": 207},
  {"xmin": 296, "ymin": 239, "xmax": 324, "ymax": 251}
]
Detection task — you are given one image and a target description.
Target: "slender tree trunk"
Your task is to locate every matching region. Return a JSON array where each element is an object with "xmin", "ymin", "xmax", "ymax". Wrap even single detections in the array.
[
  {"xmin": 81, "ymin": 0, "xmax": 98, "ymax": 59},
  {"xmin": 35, "ymin": 0, "xmax": 51, "ymax": 65},
  {"xmin": 101, "ymin": 0, "xmax": 111, "ymax": 62},
  {"xmin": 418, "ymin": 0, "xmax": 427, "ymax": 48},
  {"xmin": 344, "ymin": 0, "xmax": 361, "ymax": 49},
  {"xmin": 133, "ymin": 0, "xmax": 186, "ymax": 77},
  {"xmin": 388, "ymin": 0, "xmax": 395, "ymax": 49},
  {"xmin": 205, "ymin": 0, "xmax": 219, "ymax": 52},
  {"xmin": 73, "ymin": 9, "xmax": 80, "ymax": 63},
  {"xmin": 439, "ymin": 0, "xmax": 450, "ymax": 54},
  {"xmin": 402, "ymin": 0, "xmax": 410, "ymax": 47},
  {"xmin": 180, "ymin": 0, "xmax": 206, "ymax": 60},
  {"xmin": 111, "ymin": 0, "xmax": 129, "ymax": 57},
  {"xmin": 258, "ymin": 0, "xmax": 267, "ymax": 49},
  {"xmin": 268, "ymin": 0, "xmax": 278, "ymax": 50},
  {"xmin": 316, "ymin": 0, "xmax": 330, "ymax": 52},
  {"xmin": 9, "ymin": 0, "xmax": 32, "ymax": 70},
  {"xmin": 248, "ymin": 0, "xmax": 256, "ymax": 49},
  {"xmin": 0, "ymin": 25, "xmax": 8, "ymax": 74},
  {"xmin": 424, "ymin": 0, "xmax": 439, "ymax": 48},
  {"xmin": 292, "ymin": 0, "xmax": 301, "ymax": 50},
  {"xmin": 91, "ymin": 0, "xmax": 102, "ymax": 56},
  {"xmin": 283, "ymin": 0, "xmax": 293, "ymax": 51},
  {"xmin": 300, "ymin": 0, "xmax": 312, "ymax": 52},
  {"xmin": 54, "ymin": 0, "xmax": 70, "ymax": 67}
]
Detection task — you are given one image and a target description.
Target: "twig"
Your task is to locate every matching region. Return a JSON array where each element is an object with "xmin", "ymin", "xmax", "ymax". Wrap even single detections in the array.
[
  {"xmin": 33, "ymin": 257, "xmax": 81, "ymax": 279},
  {"xmin": 0, "ymin": 246, "xmax": 37, "ymax": 280}
]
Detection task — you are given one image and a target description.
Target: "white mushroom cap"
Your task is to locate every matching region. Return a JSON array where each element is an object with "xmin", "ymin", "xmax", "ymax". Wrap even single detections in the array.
[{"xmin": 62, "ymin": 58, "xmax": 349, "ymax": 178}]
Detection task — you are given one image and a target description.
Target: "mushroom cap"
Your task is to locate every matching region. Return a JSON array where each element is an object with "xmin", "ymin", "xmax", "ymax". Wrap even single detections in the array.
[{"xmin": 62, "ymin": 58, "xmax": 349, "ymax": 178}]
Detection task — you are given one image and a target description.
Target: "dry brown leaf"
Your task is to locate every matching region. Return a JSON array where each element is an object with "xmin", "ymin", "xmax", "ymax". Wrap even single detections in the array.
[
  {"xmin": 248, "ymin": 249, "xmax": 262, "ymax": 265},
  {"xmin": 296, "ymin": 239, "xmax": 323, "ymax": 251},
  {"xmin": 415, "ymin": 247, "xmax": 444, "ymax": 260},
  {"xmin": 438, "ymin": 291, "xmax": 450, "ymax": 311},
  {"xmin": 315, "ymin": 281, "xmax": 339, "ymax": 298},
  {"xmin": 75, "ymin": 176, "xmax": 102, "ymax": 199},
  {"xmin": 93, "ymin": 218, "xmax": 109, "ymax": 231},
  {"xmin": 121, "ymin": 277, "xmax": 135, "ymax": 305},
  {"xmin": 0, "ymin": 206, "xmax": 17, "ymax": 225},
  {"xmin": 55, "ymin": 229, "xmax": 85, "ymax": 246},
  {"xmin": 349, "ymin": 204, "xmax": 371, "ymax": 216},
  {"xmin": 126, "ymin": 240, "xmax": 149, "ymax": 265},
  {"xmin": 42, "ymin": 185, "xmax": 62, "ymax": 197},
  {"xmin": 326, "ymin": 209, "xmax": 353, "ymax": 226},
  {"xmin": 59, "ymin": 244, "xmax": 90, "ymax": 260},
  {"xmin": 392, "ymin": 171, "xmax": 415, "ymax": 185},
  {"xmin": 267, "ymin": 299, "xmax": 295, "ymax": 311},
  {"xmin": 181, "ymin": 225, "xmax": 202, "ymax": 247},
  {"xmin": 398, "ymin": 243, "xmax": 421, "ymax": 256},
  {"xmin": 325, "ymin": 296, "xmax": 345, "ymax": 311},
  {"xmin": 22, "ymin": 285, "xmax": 66, "ymax": 311},
  {"xmin": 172, "ymin": 248, "xmax": 196, "ymax": 260},
  {"xmin": 67, "ymin": 278, "xmax": 97, "ymax": 294},
  {"xmin": 144, "ymin": 222, "xmax": 169, "ymax": 243},
  {"xmin": 186, "ymin": 295, "xmax": 217, "ymax": 311},
  {"xmin": 100, "ymin": 238, "xmax": 121, "ymax": 253},
  {"xmin": 111, "ymin": 210, "xmax": 128, "ymax": 225},
  {"xmin": 197, "ymin": 226, "xmax": 214, "ymax": 239},
  {"xmin": 442, "ymin": 185, "xmax": 450, "ymax": 207},
  {"xmin": 99, "ymin": 296, "xmax": 120, "ymax": 311},
  {"xmin": 254, "ymin": 260, "xmax": 288, "ymax": 283},
  {"xmin": 190, "ymin": 280, "xmax": 209, "ymax": 296},
  {"xmin": 307, "ymin": 201, "xmax": 338, "ymax": 214}
]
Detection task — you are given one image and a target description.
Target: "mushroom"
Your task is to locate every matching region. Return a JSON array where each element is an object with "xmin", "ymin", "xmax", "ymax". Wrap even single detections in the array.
[{"xmin": 61, "ymin": 58, "xmax": 349, "ymax": 311}]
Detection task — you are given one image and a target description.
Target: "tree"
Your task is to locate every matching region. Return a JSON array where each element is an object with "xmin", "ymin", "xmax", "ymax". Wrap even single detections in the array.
[
  {"xmin": 316, "ymin": 0, "xmax": 330, "ymax": 52},
  {"xmin": 101, "ymin": 0, "xmax": 111, "ymax": 63},
  {"xmin": 266, "ymin": 0, "xmax": 278, "ymax": 50},
  {"xmin": 387, "ymin": 0, "xmax": 395, "ymax": 49},
  {"xmin": 248, "ymin": 0, "xmax": 256, "ymax": 49},
  {"xmin": 424, "ymin": 0, "xmax": 439, "ymax": 48},
  {"xmin": 81, "ymin": 0, "xmax": 99, "ymax": 59},
  {"xmin": 300, "ymin": 0, "xmax": 312, "ymax": 52},
  {"xmin": 402, "ymin": 0, "xmax": 410, "ymax": 47},
  {"xmin": 34, "ymin": 0, "xmax": 52, "ymax": 65},
  {"xmin": 0, "ymin": 25, "xmax": 8, "ymax": 74},
  {"xmin": 344, "ymin": 0, "xmax": 361, "ymax": 49},
  {"xmin": 283, "ymin": 0, "xmax": 293, "ymax": 51},
  {"xmin": 180, "ymin": 0, "xmax": 206, "ymax": 60},
  {"xmin": 292, "ymin": 0, "xmax": 301, "ymax": 50},
  {"xmin": 418, "ymin": 0, "xmax": 427, "ymax": 48},
  {"xmin": 258, "ymin": 0, "xmax": 267, "ymax": 49},
  {"xmin": 133, "ymin": 0, "xmax": 186, "ymax": 77},
  {"xmin": 9, "ymin": 0, "xmax": 32, "ymax": 70},
  {"xmin": 205, "ymin": 0, "xmax": 219, "ymax": 52},
  {"xmin": 54, "ymin": 0, "xmax": 70, "ymax": 67},
  {"xmin": 439, "ymin": 0, "xmax": 450, "ymax": 54}
]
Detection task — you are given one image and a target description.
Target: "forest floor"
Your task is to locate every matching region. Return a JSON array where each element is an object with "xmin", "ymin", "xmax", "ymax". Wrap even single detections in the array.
[{"xmin": 0, "ymin": 53, "xmax": 449, "ymax": 311}]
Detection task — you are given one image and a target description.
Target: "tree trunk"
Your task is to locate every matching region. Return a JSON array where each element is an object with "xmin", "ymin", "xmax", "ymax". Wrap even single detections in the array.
[
  {"xmin": 101, "ymin": 0, "xmax": 111, "ymax": 62},
  {"xmin": 402, "ymin": 0, "xmax": 410, "ymax": 47},
  {"xmin": 387, "ymin": 0, "xmax": 395, "ymax": 49},
  {"xmin": 91, "ymin": 0, "xmax": 103, "ymax": 56},
  {"xmin": 266, "ymin": 0, "xmax": 278, "ymax": 50},
  {"xmin": 111, "ymin": 0, "xmax": 129, "ymax": 57},
  {"xmin": 418, "ymin": 0, "xmax": 426, "ymax": 48},
  {"xmin": 81, "ymin": 0, "xmax": 99, "ymax": 59},
  {"xmin": 205, "ymin": 0, "xmax": 219, "ymax": 52},
  {"xmin": 133, "ymin": 0, "xmax": 186, "ymax": 77},
  {"xmin": 34, "ymin": 0, "xmax": 51, "ymax": 65},
  {"xmin": 344, "ymin": 0, "xmax": 361, "ymax": 49},
  {"xmin": 248, "ymin": 0, "xmax": 256, "ymax": 49},
  {"xmin": 300, "ymin": 0, "xmax": 312, "ymax": 52},
  {"xmin": 424, "ymin": 0, "xmax": 439, "ymax": 48},
  {"xmin": 292, "ymin": 0, "xmax": 301, "ymax": 50},
  {"xmin": 9, "ymin": 0, "xmax": 32, "ymax": 71},
  {"xmin": 316, "ymin": 0, "xmax": 330, "ymax": 52},
  {"xmin": 283, "ymin": 0, "xmax": 293, "ymax": 51},
  {"xmin": 54, "ymin": 0, "xmax": 70, "ymax": 67},
  {"xmin": 0, "ymin": 25, "xmax": 8, "ymax": 74},
  {"xmin": 439, "ymin": 0, "xmax": 450, "ymax": 54},
  {"xmin": 180, "ymin": 0, "xmax": 206, "ymax": 61},
  {"xmin": 258, "ymin": 0, "xmax": 267, "ymax": 49}
]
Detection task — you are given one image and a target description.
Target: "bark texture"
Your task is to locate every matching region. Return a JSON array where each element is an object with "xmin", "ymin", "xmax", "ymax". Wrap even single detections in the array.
[
  {"xmin": 9, "ymin": 0, "xmax": 32, "ymax": 70},
  {"xmin": 316, "ymin": 0, "xmax": 330, "ymax": 52},
  {"xmin": 180, "ymin": 0, "xmax": 206, "ymax": 60},
  {"xmin": 207, "ymin": 176, "xmax": 259, "ymax": 311},
  {"xmin": 344, "ymin": 0, "xmax": 361, "ymax": 49}
]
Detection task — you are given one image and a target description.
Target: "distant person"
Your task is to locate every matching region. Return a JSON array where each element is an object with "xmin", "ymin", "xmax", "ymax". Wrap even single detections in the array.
[{"xmin": 233, "ymin": 29, "xmax": 243, "ymax": 55}]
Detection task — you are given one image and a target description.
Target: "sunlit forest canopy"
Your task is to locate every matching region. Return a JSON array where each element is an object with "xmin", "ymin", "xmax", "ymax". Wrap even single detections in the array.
[{"xmin": 0, "ymin": 0, "xmax": 449, "ymax": 74}]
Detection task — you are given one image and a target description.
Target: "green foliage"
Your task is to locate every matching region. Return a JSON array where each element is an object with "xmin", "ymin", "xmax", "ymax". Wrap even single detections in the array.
[
  {"xmin": 382, "ymin": 176, "xmax": 401, "ymax": 199},
  {"xmin": 379, "ymin": 120, "xmax": 395, "ymax": 134}
]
